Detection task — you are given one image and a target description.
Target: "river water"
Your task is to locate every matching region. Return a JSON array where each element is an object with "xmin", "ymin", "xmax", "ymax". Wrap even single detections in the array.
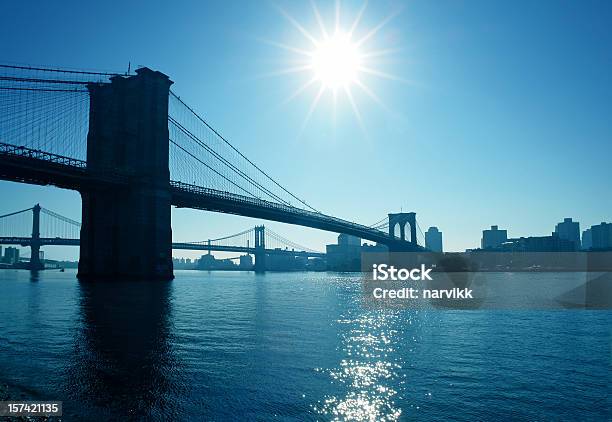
[{"xmin": 0, "ymin": 269, "xmax": 609, "ymax": 421}]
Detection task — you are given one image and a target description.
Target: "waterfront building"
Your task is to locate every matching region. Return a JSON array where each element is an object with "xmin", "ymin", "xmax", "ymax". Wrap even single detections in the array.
[
  {"xmin": 266, "ymin": 251, "xmax": 299, "ymax": 271},
  {"xmin": 239, "ymin": 254, "xmax": 253, "ymax": 269},
  {"xmin": 590, "ymin": 222, "xmax": 612, "ymax": 250},
  {"xmin": 425, "ymin": 227, "xmax": 443, "ymax": 252},
  {"xmin": 3, "ymin": 247, "xmax": 19, "ymax": 264},
  {"xmin": 172, "ymin": 257, "xmax": 197, "ymax": 269},
  {"xmin": 500, "ymin": 234, "xmax": 577, "ymax": 252},
  {"xmin": 197, "ymin": 254, "xmax": 236, "ymax": 270},
  {"xmin": 481, "ymin": 225, "xmax": 507, "ymax": 250},
  {"xmin": 554, "ymin": 218, "xmax": 581, "ymax": 249},
  {"xmin": 326, "ymin": 233, "xmax": 362, "ymax": 271},
  {"xmin": 582, "ymin": 228, "xmax": 593, "ymax": 250}
]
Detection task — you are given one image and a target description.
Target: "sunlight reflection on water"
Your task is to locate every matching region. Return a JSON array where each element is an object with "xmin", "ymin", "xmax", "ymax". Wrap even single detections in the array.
[{"xmin": 314, "ymin": 311, "xmax": 406, "ymax": 421}]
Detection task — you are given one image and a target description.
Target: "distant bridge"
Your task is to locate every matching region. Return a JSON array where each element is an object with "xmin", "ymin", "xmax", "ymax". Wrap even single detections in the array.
[{"xmin": 0, "ymin": 205, "xmax": 325, "ymax": 272}]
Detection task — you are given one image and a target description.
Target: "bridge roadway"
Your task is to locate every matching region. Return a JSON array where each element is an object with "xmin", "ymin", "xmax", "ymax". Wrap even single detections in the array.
[
  {"xmin": 0, "ymin": 142, "xmax": 420, "ymax": 251},
  {"xmin": 0, "ymin": 237, "xmax": 326, "ymax": 258}
]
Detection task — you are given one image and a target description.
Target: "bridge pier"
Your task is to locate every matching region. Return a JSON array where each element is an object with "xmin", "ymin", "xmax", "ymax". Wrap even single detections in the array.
[
  {"xmin": 254, "ymin": 225, "xmax": 266, "ymax": 273},
  {"xmin": 29, "ymin": 204, "xmax": 43, "ymax": 270},
  {"xmin": 78, "ymin": 68, "xmax": 174, "ymax": 281}
]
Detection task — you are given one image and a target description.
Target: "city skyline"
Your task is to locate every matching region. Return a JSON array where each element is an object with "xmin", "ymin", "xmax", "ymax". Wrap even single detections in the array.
[
  {"xmin": 1, "ymin": 0, "xmax": 611, "ymax": 260},
  {"xmin": 1, "ymin": 204, "xmax": 607, "ymax": 264}
]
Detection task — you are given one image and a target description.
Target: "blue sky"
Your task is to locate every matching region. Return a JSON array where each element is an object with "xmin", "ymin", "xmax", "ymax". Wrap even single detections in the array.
[{"xmin": 1, "ymin": 0, "xmax": 611, "ymax": 259}]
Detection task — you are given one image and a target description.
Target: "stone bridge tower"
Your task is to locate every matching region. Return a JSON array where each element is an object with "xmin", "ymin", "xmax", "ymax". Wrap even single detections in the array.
[
  {"xmin": 388, "ymin": 212, "xmax": 417, "ymax": 246},
  {"xmin": 78, "ymin": 68, "xmax": 174, "ymax": 281}
]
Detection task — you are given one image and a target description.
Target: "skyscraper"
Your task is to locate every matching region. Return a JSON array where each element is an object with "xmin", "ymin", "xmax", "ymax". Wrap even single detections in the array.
[
  {"xmin": 425, "ymin": 226, "xmax": 443, "ymax": 252},
  {"xmin": 582, "ymin": 228, "xmax": 593, "ymax": 250},
  {"xmin": 590, "ymin": 222, "xmax": 612, "ymax": 250},
  {"xmin": 554, "ymin": 218, "xmax": 581, "ymax": 249}
]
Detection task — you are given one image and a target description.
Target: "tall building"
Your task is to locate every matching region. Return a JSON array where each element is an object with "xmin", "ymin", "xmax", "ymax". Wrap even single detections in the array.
[
  {"xmin": 266, "ymin": 251, "xmax": 306, "ymax": 271},
  {"xmin": 590, "ymin": 222, "xmax": 612, "ymax": 250},
  {"xmin": 338, "ymin": 233, "xmax": 361, "ymax": 247},
  {"xmin": 239, "ymin": 254, "xmax": 253, "ymax": 269},
  {"xmin": 197, "ymin": 254, "xmax": 236, "ymax": 270},
  {"xmin": 554, "ymin": 218, "xmax": 581, "ymax": 249},
  {"xmin": 425, "ymin": 227, "xmax": 443, "ymax": 252},
  {"xmin": 582, "ymin": 228, "xmax": 593, "ymax": 250},
  {"xmin": 326, "ymin": 233, "xmax": 362, "ymax": 271},
  {"xmin": 4, "ymin": 247, "xmax": 20, "ymax": 264},
  {"xmin": 481, "ymin": 225, "xmax": 507, "ymax": 250}
]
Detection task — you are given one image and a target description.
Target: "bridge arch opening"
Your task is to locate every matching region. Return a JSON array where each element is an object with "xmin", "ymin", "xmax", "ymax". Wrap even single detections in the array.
[
  {"xmin": 393, "ymin": 222, "xmax": 401, "ymax": 239},
  {"xmin": 404, "ymin": 221, "xmax": 413, "ymax": 243}
]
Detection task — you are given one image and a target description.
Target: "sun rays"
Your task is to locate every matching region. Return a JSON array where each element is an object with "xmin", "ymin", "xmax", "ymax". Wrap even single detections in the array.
[{"xmin": 264, "ymin": 1, "xmax": 404, "ymax": 135}]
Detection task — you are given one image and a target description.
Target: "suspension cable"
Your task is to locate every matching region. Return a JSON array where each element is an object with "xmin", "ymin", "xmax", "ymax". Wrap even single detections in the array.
[
  {"xmin": 169, "ymin": 116, "xmax": 293, "ymax": 206},
  {"xmin": 0, "ymin": 206, "xmax": 33, "ymax": 219},
  {"xmin": 40, "ymin": 207, "xmax": 81, "ymax": 226},
  {"xmin": 169, "ymin": 91, "xmax": 319, "ymax": 212}
]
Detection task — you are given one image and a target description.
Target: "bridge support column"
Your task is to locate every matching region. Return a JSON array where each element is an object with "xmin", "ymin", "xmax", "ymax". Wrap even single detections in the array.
[
  {"xmin": 388, "ymin": 212, "xmax": 418, "ymax": 252},
  {"xmin": 254, "ymin": 225, "xmax": 266, "ymax": 273},
  {"xmin": 78, "ymin": 68, "xmax": 174, "ymax": 281},
  {"xmin": 30, "ymin": 204, "xmax": 43, "ymax": 270}
]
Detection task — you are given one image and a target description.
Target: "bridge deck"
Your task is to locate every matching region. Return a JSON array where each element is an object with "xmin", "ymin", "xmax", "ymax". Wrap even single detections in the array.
[
  {"xmin": 0, "ymin": 237, "xmax": 325, "ymax": 257},
  {"xmin": 170, "ymin": 181, "xmax": 418, "ymax": 249},
  {"xmin": 0, "ymin": 142, "xmax": 422, "ymax": 251}
]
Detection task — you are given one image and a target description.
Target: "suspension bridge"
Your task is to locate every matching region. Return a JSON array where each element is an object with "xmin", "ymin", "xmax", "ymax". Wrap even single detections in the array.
[
  {"xmin": 0, "ymin": 63, "xmax": 423, "ymax": 279},
  {"xmin": 0, "ymin": 205, "xmax": 325, "ymax": 271}
]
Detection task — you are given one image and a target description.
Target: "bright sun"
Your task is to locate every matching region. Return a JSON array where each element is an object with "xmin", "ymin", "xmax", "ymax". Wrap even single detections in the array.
[
  {"xmin": 266, "ymin": 2, "xmax": 402, "ymax": 132},
  {"xmin": 311, "ymin": 31, "xmax": 361, "ymax": 89}
]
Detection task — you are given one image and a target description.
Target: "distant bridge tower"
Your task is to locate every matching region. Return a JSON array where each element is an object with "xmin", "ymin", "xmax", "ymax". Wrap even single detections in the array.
[
  {"xmin": 30, "ymin": 204, "xmax": 43, "ymax": 270},
  {"xmin": 254, "ymin": 225, "xmax": 266, "ymax": 273},
  {"xmin": 78, "ymin": 68, "xmax": 174, "ymax": 281},
  {"xmin": 388, "ymin": 212, "xmax": 417, "ymax": 248}
]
